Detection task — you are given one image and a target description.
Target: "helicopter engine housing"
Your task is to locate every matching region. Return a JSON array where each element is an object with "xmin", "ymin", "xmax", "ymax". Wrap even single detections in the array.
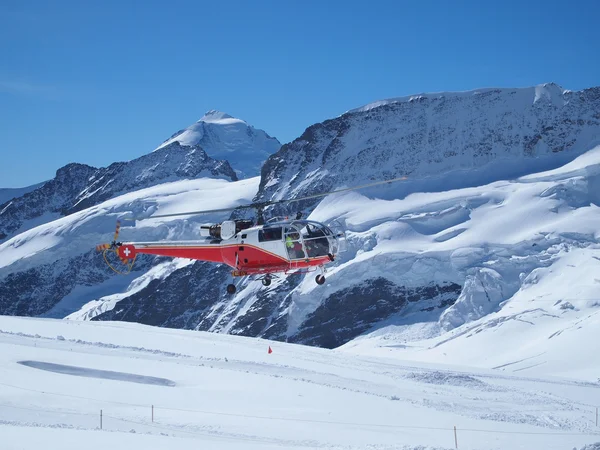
[
  {"xmin": 220, "ymin": 220, "xmax": 237, "ymax": 240},
  {"xmin": 200, "ymin": 219, "xmax": 254, "ymax": 240}
]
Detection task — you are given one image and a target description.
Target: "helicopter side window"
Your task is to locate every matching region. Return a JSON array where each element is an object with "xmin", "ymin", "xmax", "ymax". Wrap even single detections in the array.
[
  {"xmin": 284, "ymin": 227, "xmax": 306, "ymax": 259},
  {"xmin": 259, "ymin": 227, "xmax": 282, "ymax": 242}
]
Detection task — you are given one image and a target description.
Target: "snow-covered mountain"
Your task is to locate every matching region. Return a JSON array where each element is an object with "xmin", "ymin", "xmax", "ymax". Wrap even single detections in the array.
[
  {"xmin": 0, "ymin": 177, "xmax": 259, "ymax": 318},
  {"xmin": 0, "ymin": 143, "xmax": 236, "ymax": 242},
  {"xmin": 339, "ymin": 157, "xmax": 600, "ymax": 380},
  {"xmin": 1, "ymin": 83, "xmax": 600, "ymax": 362},
  {"xmin": 156, "ymin": 110, "xmax": 281, "ymax": 178},
  {"xmin": 256, "ymin": 84, "xmax": 600, "ymax": 213},
  {"xmin": 85, "ymin": 142, "xmax": 600, "ymax": 354},
  {"xmin": 0, "ymin": 181, "xmax": 46, "ymax": 205},
  {"xmin": 75, "ymin": 84, "xmax": 600, "ymax": 348}
]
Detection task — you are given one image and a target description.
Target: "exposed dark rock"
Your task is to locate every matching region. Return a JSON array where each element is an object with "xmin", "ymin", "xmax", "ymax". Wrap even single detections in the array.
[
  {"xmin": 0, "ymin": 251, "xmax": 152, "ymax": 317},
  {"xmin": 93, "ymin": 261, "xmax": 232, "ymax": 329},
  {"xmin": 289, "ymin": 278, "xmax": 461, "ymax": 348}
]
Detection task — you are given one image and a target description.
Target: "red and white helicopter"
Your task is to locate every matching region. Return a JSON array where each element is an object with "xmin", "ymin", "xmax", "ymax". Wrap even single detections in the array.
[{"xmin": 96, "ymin": 176, "xmax": 407, "ymax": 294}]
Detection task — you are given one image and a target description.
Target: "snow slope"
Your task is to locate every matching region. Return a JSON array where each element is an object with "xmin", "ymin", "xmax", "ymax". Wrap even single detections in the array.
[
  {"xmin": 1, "ymin": 315, "xmax": 599, "ymax": 450},
  {"xmin": 59, "ymin": 144, "xmax": 600, "ymax": 355},
  {"xmin": 122, "ymin": 142, "xmax": 595, "ymax": 351},
  {"xmin": 335, "ymin": 146, "xmax": 600, "ymax": 380},
  {"xmin": 156, "ymin": 110, "xmax": 281, "ymax": 178},
  {"xmin": 0, "ymin": 177, "xmax": 260, "ymax": 317}
]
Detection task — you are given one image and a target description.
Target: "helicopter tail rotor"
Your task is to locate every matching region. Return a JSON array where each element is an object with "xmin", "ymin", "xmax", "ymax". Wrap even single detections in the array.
[
  {"xmin": 113, "ymin": 220, "xmax": 121, "ymax": 242},
  {"xmin": 96, "ymin": 220, "xmax": 136, "ymax": 274}
]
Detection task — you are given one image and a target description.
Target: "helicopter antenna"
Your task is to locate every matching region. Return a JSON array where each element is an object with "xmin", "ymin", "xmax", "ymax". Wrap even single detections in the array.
[{"xmin": 256, "ymin": 207, "xmax": 265, "ymax": 225}]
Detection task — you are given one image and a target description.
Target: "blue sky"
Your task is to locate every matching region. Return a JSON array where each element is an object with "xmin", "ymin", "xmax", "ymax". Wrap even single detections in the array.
[{"xmin": 1, "ymin": 0, "xmax": 598, "ymax": 188}]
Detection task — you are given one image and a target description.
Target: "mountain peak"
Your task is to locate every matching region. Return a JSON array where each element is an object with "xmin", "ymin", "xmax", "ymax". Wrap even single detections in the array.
[
  {"xmin": 200, "ymin": 110, "xmax": 236, "ymax": 123},
  {"xmin": 155, "ymin": 111, "xmax": 281, "ymax": 178}
]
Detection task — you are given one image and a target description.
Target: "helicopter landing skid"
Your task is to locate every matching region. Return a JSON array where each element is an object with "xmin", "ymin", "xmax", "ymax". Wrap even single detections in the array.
[{"xmin": 285, "ymin": 264, "xmax": 328, "ymax": 285}]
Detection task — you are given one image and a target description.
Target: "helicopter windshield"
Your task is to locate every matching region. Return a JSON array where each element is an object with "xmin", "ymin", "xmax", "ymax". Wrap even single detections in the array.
[
  {"xmin": 285, "ymin": 220, "xmax": 332, "ymax": 259},
  {"xmin": 300, "ymin": 222, "xmax": 331, "ymax": 258}
]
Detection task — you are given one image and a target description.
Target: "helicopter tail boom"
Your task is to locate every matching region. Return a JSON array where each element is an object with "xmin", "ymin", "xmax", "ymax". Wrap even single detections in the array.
[
  {"xmin": 112, "ymin": 240, "xmax": 331, "ymax": 276},
  {"xmin": 121, "ymin": 241, "xmax": 226, "ymax": 264}
]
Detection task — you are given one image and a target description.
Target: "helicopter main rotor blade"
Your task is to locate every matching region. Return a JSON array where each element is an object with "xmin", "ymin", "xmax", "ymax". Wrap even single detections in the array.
[
  {"xmin": 123, "ymin": 175, "xmax": 408, "ymax": 221},
  {"xmin": 277, "ymin": 175, "xmax": 408, "ymax": 205},
  {"xmin": 124, "ymin": 205, "xmax": 253, "ymax": 221}
]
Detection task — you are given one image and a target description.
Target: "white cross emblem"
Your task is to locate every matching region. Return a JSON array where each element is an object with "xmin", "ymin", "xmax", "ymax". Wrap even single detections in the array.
[{"xmin": 123, "ymin": 248, "xmax": 131, "ymax": 257}]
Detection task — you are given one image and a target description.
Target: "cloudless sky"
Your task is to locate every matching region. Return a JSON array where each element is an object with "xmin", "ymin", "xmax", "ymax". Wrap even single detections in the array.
[{"xmin": 1, "ymin": 0, "xmax": 599, "ymax": 187}]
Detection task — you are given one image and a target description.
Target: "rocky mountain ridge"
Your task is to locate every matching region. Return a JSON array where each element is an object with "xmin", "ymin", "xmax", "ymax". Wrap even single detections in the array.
[
  {"xmin": 256, "ymin": 83, "xmax": 600, "ymax": 214},
  {"xmin": 0, "ymin": 142, "xmax": 237, "ymax": 242}
]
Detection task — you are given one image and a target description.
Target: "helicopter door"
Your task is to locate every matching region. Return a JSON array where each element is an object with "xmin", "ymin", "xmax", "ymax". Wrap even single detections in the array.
[
  {"xmin": 257, "ymin": 226, "xmax": 283, "ymax": 261},
  {"xmin": 284, "ymin": 226, "xmax": 306, "ymax": 260}
]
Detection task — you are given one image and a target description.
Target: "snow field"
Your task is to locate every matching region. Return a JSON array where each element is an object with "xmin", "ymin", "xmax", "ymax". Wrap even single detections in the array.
[{"xmin": 1, "ymin": 316, "xmax": 599, "ymax": 449}]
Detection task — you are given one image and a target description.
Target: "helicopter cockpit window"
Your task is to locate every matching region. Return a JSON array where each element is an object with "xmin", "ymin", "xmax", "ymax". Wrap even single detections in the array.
[
  {"xmin": 300, "ymin": 223, "xmax": 330, "ymax": 257},
  {"xmin": 259, "ymin": 227, "xmax": 283, "ymax": 242}
]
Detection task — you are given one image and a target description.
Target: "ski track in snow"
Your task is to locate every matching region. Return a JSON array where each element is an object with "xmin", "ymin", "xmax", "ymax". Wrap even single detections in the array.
[{"xmin": 17, "ymin": 360, "xmax": 177, "ymax": 387}]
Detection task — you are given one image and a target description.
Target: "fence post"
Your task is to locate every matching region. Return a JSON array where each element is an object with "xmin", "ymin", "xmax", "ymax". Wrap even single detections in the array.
[
  {"xmin": 454, "ymin": 425, "xmax": 458, "ymax": 449},
  {"xmin": 100, "ymin": 409, "xmax": 103, "ymax": 430},
  {"xmin": 152, "ymin": 404, "xmax": 154, "ymax": 423},
  {"xmin": 596, "ymin": 407, "xmax": 598, "ymax": 426}
]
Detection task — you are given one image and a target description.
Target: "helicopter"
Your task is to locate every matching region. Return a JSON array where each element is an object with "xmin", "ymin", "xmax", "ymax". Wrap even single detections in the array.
[{"xmin": 96, "ymin": 175, "xmax": 407, "ymax": 294}]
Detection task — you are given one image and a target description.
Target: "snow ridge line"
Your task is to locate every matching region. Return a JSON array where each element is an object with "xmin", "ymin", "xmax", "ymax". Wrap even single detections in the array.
[{"xmin": 0, "ymin": 329, "xmax": 195, "ymax": 359}]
